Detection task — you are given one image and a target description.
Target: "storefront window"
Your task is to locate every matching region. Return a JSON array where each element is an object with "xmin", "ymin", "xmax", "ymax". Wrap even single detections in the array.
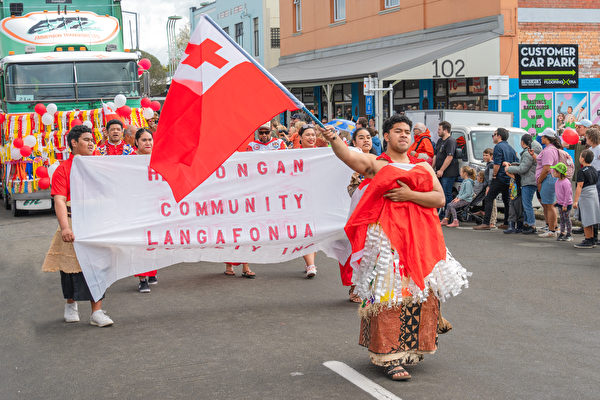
[{"xmin": 448, "ymin": 78, "xmax": 467, "ymax": 96}]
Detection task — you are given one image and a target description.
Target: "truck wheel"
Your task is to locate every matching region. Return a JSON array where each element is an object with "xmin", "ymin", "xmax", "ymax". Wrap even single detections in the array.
[
  {"xmin": 3, "ymin": 194, "xmax": 10, "ymax": 210},
  {"xmin": 12, "ymin": 201, "xmax": 26, "ymax": 217}
]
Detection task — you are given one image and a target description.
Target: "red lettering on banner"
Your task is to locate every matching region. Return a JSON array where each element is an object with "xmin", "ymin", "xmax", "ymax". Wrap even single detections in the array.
[
  {"xmin": 237, "ymin": 163, "xmax": 248, "ymax": 177},
  {"xmin": 265, "ymin": 196, "xmax": 270, "ymax": 211},
  {"xmin": 233, "ymin": 228, "xmax": 242, "ymax": 243},
  {"xmin": 250, "ymin": 227, "xmax": 260, "ymax": 241},
  {"xmin": 235, "ymin": 245, "xmax": 240, "ymax": 250},
  {"xmin": 180, "ymin": 229, "xmax": 191, "ymax": 245},
  {"xmin": 216, "ymin": 230, "xmax": 225, "ymax": 244},
  {"xmin": 294, "ymin": 194, "xmax": 303, "ymax": 208},
  {"xmin": 196, "ymin": 201, "xmax": 208, "ymax": 216},
  {"xmin": 229, "ymin": 199, "xmax": 239, "ymax": 214},
  {"xmin": 257, "ymin": 161, "xmax": 267, "ymax": 175},
  {"xmin": 179, "ymin": 202, "xmax": 190, "ymax": 216},
  {"xmin": 245, "ymin": 197, "xmax": 255, "ymax": 213},
  {"xmin": 197, "ymin": 230, "xmax": 207, "ymax": 244},
  {"xmin": 294, "ymin": 159, "xmax": 304, "ymax": 173},
  {"xmin": 281, "ymin": 247, "xmax": 288, "ymax": 255},
  {"xmin": 291, "ymin": 245, "xmax": 304, "ymax": 253},
  {"xmin": 148, "ymin": 167, "xmax": 162, "ymax": 181},
  {"xmin": 164, "ymin": 230, "xmax": 174, "ymax": 245},
  {"xmin": 279, "ymin": 194, "xmax": 288, "ymax": 209},
  {"xmin": 287, "ymin": 225, "xmax": 297, "ymax": 239},
  {"xmin": 252, "ymin": 245, "xmax": 261, "ymax": 252},
  {"xmin": 304, "ymin": 223, "xmax": 313, "ymax": 238},
  {"xmin": 276, "ymin": 161, "xmax": 285, "ymax": 174},
  {"xmin": 147, "ymin": 231, "xmax": 158, "ymax": 245},
  {"xmin": 216, "ymin": 166, "xmax": 226, "ymax": 179},
  {"xmin": 161, "ymin": 202, "xmax": 171, "ymax": 217},
  {"xmin": 268, "ymin": 226, "xmax": 279, "ymax": 240},
  {"xmin": 211, "ymin": 200, "xmax": 224, "ymax": 214}
]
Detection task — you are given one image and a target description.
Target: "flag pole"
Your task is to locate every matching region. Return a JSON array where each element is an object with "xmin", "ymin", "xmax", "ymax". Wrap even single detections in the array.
[{"xmin": 302, "ymin": 106, "xmax": 327, "ymax": 129}]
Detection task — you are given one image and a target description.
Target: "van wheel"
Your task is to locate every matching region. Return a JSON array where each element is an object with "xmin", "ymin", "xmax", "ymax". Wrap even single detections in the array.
[
  {"xmin": 12, "ymin": 201, "xmax": 26, "ymax": 217},
  {"xmin": 3, "ymin": 194, "xmax": 10, "ymax": 210}
]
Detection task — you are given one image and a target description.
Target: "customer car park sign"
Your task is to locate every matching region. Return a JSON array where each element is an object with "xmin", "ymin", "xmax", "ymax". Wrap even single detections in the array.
[{"xmin": 519, "ymin": 44, "xmax": 578, "ymax": 89}]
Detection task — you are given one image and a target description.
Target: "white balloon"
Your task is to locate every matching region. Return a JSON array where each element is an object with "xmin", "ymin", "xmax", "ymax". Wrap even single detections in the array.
[
  {"xmin": 143, "ymin": 107, "xmax": 154, "ymax": 119},
  {"xmin": 106, "ymin": 102, "xmax": 116, "ymax": 112},
  {"xmin": 42, "ymin": 113, "xmax": 54, "ymax": 125},
  {"xmin": 114, "ymin": 94, "xmax": 127, "ymax": 108},
  {"xmin": 23, "ymin": 135, "xmax": 37, "ymax": 147},
  {"xmin": 10, "ymin": 147, "xmax": 22, "ymax": 160},
  {"xmin": 83, "ymin": 120, "xmax": 93, "ymax": 128},
  {"xmin": 46, "ymin": 103, "xmax": 57, "ymax": 115},
  {"xmin": 48, "ymin": 161, "xmax": 60, "ymax": 180}
]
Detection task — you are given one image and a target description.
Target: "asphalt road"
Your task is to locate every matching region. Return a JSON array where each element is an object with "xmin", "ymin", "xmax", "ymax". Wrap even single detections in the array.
[{"xmin": 1, "ymin": 208, "xmax": 599, "ymax": 400}]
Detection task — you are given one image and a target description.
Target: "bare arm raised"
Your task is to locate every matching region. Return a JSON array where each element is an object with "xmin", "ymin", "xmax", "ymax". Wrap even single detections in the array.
[{"xmin": 322, "ymin": 127, "xmax": 383, "ymax": 178}]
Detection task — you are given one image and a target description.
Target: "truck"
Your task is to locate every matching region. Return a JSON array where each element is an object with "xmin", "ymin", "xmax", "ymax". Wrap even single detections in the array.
[{"xmin": 0, "ymin": 0, "xmax": 143, "ymax": 216}]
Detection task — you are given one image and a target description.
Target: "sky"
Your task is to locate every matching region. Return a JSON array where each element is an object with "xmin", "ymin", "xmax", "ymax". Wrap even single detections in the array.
[{"xmin": 122, "ymin": 0, "xmax": 199, "ymax": 65}]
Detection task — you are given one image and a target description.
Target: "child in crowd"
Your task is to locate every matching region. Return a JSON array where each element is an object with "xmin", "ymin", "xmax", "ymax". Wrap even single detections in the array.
[
  {"xmin": 441, "ymin": 166, "xmax": 476, "ymax": 227},
  {"xmin": 504, "ymin": 169, "xmax": 523, "ymax": 234},
  {"xmin": 551, "ymin": 162, "xmax": 573, "ymax": 241},
  {"xmin": 573, "ymin": 149, "xmax": 600, "ymax": 248},
  {"xmin": 482, "ymin": 148, "xmax": 498, "ymax": 228}
]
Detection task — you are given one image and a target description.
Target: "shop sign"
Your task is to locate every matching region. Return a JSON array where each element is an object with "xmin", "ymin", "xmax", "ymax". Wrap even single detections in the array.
[
  {"xmin": 365, "ymin": 96, "xmax": 373, "ymax": 115},
  {"xmin": 519, "ymin": 92, "xmax": 553, "ymax": 136},
  {"xmin": 447, "ymin": 79, "xmax": 467, "ymax": 95},
  {"xmin": 519, "ymin": 44, "xmax": 578, "ymax": 89},
  {"xmin": 1, "ymin": 11, "xmax": 119, "ymax": 46}
]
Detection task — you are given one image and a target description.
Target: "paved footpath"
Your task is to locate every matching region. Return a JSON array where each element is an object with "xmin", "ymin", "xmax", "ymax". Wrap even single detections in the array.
[{"xmin": 0, "ymin": 208, "xmax": 598, "ymax": 400}]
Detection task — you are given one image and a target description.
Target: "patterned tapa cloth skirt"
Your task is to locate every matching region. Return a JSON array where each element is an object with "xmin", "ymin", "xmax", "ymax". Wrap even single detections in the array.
[{"xmin": 42, "ymin": 218, "xmax": 82, "ymax": 274}]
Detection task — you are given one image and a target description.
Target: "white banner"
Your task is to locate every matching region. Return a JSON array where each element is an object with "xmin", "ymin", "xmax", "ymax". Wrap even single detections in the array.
[{"xmin": 71, "ymin": 148, "xmax": 353, "ymax": 301}]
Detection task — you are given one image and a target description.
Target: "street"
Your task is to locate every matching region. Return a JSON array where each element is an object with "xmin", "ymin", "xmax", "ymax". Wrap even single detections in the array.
[{"xmin": 1, "ymin": 208, "xmax": 598, "ymax": 400}]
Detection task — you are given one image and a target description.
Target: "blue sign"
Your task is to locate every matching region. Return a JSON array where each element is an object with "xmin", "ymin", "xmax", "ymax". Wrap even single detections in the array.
[{"xmin": 365, "ymin": 96, "xmax": 374, "ymax": 115}]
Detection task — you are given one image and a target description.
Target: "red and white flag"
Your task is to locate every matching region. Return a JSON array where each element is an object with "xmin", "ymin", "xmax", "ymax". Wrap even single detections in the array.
[{"xmin": 150, "ymin": 14, "xmax": 303, "ymax": 202}]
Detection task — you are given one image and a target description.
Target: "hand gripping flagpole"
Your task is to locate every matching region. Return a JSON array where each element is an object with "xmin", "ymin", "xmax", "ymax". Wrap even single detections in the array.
[{"xmin": 203, "ymin": 15, "xmax": 326, "ymax": 130}]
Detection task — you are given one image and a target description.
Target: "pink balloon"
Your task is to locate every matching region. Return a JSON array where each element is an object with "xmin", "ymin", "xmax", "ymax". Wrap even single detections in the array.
[
  {"xmin": 564, "ymin": 93, "xmax": 572, "ymax": 100},
  {"xmin": 544, "ymin": 93, "xmax": 552, "ymax": 100},
  {"xmin": 536, "ymin": 118, "xmax": 545, "ymax": 127},
  {"xmin": 520, "ymin": 100, "xmax": 527, "ymax": 108},
  {"xmin": 139, "ymin": 58, "xmax": 152, "ymax": 70},
  {"xmin": 544, "ymin": 109, "xmax": 552, "ymax": 118},
  {"xmin": 528, "ymin": 110, "xmax": 536, "ymax": 118},
  {"xmin": 528, "ymin": 128, "xmax": 537, "ymax": 135},
  {"xmin": 521, "ymin": 118, "xmax": 528, "ymax": 128},
  {"xmin": 527, "ymin": 93, "xmax": 536, "ymax": 100}
]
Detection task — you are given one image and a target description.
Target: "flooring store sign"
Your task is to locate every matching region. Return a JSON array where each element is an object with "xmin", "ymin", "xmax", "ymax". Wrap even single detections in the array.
[{"xmin": 519, "ymin": 44, "xmax": 578, "ymax": 89}]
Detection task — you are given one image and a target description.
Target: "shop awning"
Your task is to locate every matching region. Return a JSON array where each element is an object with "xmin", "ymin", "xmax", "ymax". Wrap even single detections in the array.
[{"xmin": 269, "ymin": 15, "xmax": 503, "ymax": 85}]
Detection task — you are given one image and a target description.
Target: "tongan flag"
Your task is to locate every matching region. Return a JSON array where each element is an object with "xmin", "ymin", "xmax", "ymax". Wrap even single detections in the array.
[{"xmin": 150, "ymin": 14, "xmax": 303, "ymax": 202}]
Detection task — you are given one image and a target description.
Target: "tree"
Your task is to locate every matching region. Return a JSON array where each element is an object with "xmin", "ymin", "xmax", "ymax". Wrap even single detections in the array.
[
  {"xmin": 174, "ymin": 24, "xmax": 191, "ymax": 63},
  {"xmin": 139, "ymin": 50, "xmax": 168, "ymax": 97}
]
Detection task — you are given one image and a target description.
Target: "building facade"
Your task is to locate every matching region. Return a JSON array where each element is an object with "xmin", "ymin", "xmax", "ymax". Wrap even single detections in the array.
[
  {"xmin": 271, "ymin": 0, "xmax": 599, "ymax": 134},
  {"xmin": 190, "ymin": 0, "xmax": 281, "ymax": 69}
]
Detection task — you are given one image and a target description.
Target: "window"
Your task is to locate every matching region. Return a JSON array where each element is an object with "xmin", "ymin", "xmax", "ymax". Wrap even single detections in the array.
[
  {"xmin": 270, "ymin": 28, "xmax": 280, "ymax": 48},
  {"xmin": 333, "ymin": 0, "xmax": 345, "ymax": 21},
  {"xmin": 223, "ymin": 26, "xmax": 229, "ymax": 35},
  {"xmin": 294, "ymin": 0, "xmax": 302, "ymax": 32},
  {"xmin": 384, "ymin": 0, "xmax": 400, "ymax": 8},
  {"xmin": 235, "ymin": 22, "xmax": 243, "ymax": 46},
  {"xmin": 253, "ymin": 18, "xmax": 259, "ymax": 56}
]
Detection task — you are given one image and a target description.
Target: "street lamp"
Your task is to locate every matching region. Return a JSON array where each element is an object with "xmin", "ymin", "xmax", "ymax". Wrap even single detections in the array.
[{"xmin": 166, "ymin": 15, "xmax": 183, "ymax": 80}]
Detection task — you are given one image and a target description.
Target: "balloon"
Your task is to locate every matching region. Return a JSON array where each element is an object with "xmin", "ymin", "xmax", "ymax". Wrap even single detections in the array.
[
  {"xmin": 19, "ymin": 145, "xmax": 32, "ymax": 157},
  {"xmin": 46, "ymin": 103, "xmax": 57, "ymax": 115},
  {"xmin": 138, "ymin": 68, "xmax": 144, "ymax": 77},
  {"xmin": 10, "ymin": 147, "xmax": 22, "ymax": 160},
  {"xmin": 48, "ymin": 162, "xmax": 59, "ymax": 180},
  {"xmin": 36, "ymin": 166, "xmax": 49, "ymax": 178},
  {"xmin": 23, "ymin": 135, "xmax": 37, "ymax": 148},
  {"xmin": 0, "ymin": 114, "xmax": 5, "ymax": 124},
  {"xmin": 138, "ymin": 58, "xmax": 152, "ymax": 70},
  {"xmin": 13, "ymin": 137, "xmax": 23, "ymax": 148},
  {"xmin": 34, "ymin": 103, "xmax": 46, "ymax": 115},
  {"xmin": 71, "ymin": 119, "xmax": 82, "ymax": 126},
  {"xmin": 141, "ymin": 97, "xmax": 152, "ymax": 108},
  {"xmin": 143, "ymin": 107, "xmax": 154, "ymax": 119},
  {"xmin": 117, "ymin": 105, "xmax": 131, "ymax": 117},
  {"xmin": 83, "ymin": 120, "xmax": 93, "ymax": 129},
  {"xmin": 106, "ymin": 102, "xmax": 116, "ymax": 112},
  {"xmin": 42, "ymin": 113, "xmax": 54, "ymax": 126},
  {"xmin": 114, "ymin": 94, "xmax": 127, "ymax": 108},
  {"xmin": 150, "ymin": 101, "xmax": 161, "ymax": 111},
  {"xmin": 562, "ymin": 128, "xmax": 579, "ymax": 145},
  {"xmin": 38, "ymin": 177, "xmax": 50, "ymax": 190}
]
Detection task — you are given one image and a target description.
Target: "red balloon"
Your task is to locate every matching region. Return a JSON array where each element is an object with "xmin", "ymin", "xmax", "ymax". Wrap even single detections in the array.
[
  {"xmin": 13, "ymin": 137, "xmax": 24, "ymax": 148},
  {"xmin": 117, "ymin": 105, "xmax": 132, "ymax": 117},
  {"xmin": 36, "ymin": 166, "xmax": 49, "ymax": 178},
  {"xmin": 34, "ymin": 103, "xmax": 46, "ymax": 115},
  {"xmin": 150, "ymin": 101, "xmax": 161, "ymax": 111},
  {"xmin": 20, "ymin": 145, "xmax": 32, "ymax": 157},
  {"xmin": 71, "ymin": 119, "xmax": 82, "ymax": 126},
  {"xmin": 138, "ymin": 68, "xmax": 144, "ymax": 77},
  {"xmin": 0, "ymin": 114, "xmax": 5, "ymax": 124},
  {"xmin": 141, "ymin": 97, "xmax": 152, "ymax": 108},
  {"xmin": 38, "ymin": 177, "xmax": 50, "ymax": 190},
  {"xmin": 138, "ymin": 58, "xmax": 152, "ymax": 70},
  {"xmin": 562, "ymin": 128, "xmax": 579, "ymax": 145}
]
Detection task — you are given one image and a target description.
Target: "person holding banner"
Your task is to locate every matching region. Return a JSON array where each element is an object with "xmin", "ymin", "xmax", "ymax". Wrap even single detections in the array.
[
  {"xmin": 42, "ymin": 125, "xmax": 113, "ymax": 327},
  {"xmin": 322, "ymin": 114, "xmax": 470, "ymax": 381}
]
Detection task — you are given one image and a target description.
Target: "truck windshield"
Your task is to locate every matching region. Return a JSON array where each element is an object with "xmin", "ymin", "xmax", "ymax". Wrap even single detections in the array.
[
  {"xmin": 5, "ymin": 60, "xmax": 139, "ymax": 102},
  {"xmin": 471, "ymin": 130, "xmax": 524, "ymax": 161}
]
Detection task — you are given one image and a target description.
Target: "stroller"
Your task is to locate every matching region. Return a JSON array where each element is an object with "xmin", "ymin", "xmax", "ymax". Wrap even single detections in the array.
[{"xmin": 456, "ymin": 185, "xmax": 486, "ymax": 224}]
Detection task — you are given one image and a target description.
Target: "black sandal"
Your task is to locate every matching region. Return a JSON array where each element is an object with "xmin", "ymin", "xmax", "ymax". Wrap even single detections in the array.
[
  {"xmin": 385, "ymin": 365, "xmax": 411, "ymax": 381},
  {"xmin": 241, "ymin": 271, "xmax": 256, "ymax": 279}
]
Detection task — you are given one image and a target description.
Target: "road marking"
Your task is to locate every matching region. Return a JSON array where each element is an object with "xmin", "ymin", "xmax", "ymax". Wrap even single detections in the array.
[{"xmin": 323, "ymin": 361, "xmax": 403, "ymax": 400}]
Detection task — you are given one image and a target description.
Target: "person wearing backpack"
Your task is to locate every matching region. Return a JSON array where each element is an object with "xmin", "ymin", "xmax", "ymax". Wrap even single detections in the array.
[
  {"xmin": 535, "ymin": 129, "xmax": 563, "ymax": 238},
  {"xmin": 408, "ymin": 122, "xmax": 434, "ymax": 163}
]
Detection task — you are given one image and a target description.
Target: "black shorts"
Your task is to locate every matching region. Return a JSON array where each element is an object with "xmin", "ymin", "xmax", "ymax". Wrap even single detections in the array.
[{"xmin": 60, "ymin": 272, "xmax": 104, "ymax": 301}]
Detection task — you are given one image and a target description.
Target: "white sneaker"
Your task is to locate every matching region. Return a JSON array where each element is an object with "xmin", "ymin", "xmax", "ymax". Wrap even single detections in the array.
[
  {"xmin": 90, "ymin": 310, "xmax": 114, "ymax": 327},
  {"xmin": 538, "ymin": 231, "xmax": 557, "ymax": 238},
  {"xmin": 64, "ymin": 302, "xmax": 80, "ymax": 323},
  {"xmin": 305, "ymin": 264, "xmax": 317, "ymax": 279}
]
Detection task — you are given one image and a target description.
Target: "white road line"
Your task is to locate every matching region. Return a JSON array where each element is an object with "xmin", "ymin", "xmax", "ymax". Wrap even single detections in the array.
[{"xmin": 323, "ymin": 361, "xmax": 403, "ymax": 400}]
